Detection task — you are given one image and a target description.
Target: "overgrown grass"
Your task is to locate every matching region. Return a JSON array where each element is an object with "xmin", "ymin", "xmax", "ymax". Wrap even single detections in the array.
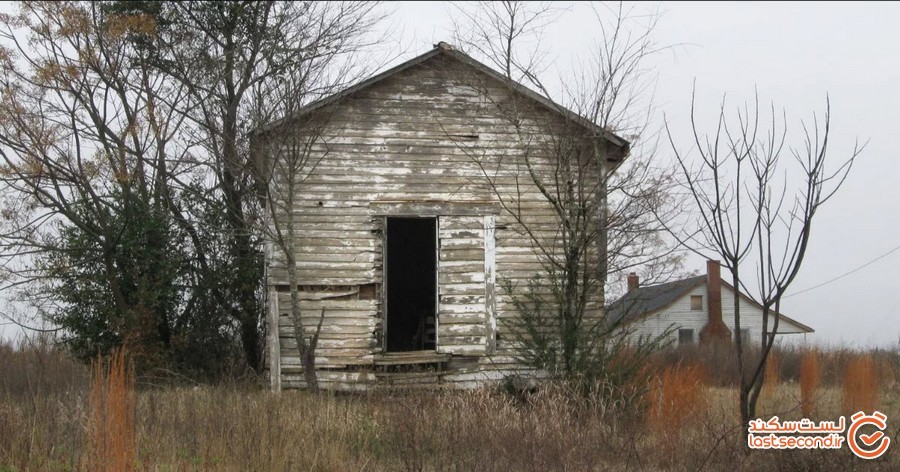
[{"xmin": 1, "ymin": 338, "xmax": 898, "ymax": 471}]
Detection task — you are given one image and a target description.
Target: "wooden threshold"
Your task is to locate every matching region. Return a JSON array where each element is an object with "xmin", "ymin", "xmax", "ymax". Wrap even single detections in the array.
[{"xmin": 374, "ymin": 350, "xmax": 450, "ymax": 366}]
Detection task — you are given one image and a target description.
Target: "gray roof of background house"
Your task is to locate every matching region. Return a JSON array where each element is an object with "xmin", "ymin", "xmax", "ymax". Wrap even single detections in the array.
[
  {"xmin": 606, "ymin": 274, "xmax": 814, "ymax": 333},
  {"xmin": 606, "ymin": 275, "xmax": 707, "ymax": 326}
]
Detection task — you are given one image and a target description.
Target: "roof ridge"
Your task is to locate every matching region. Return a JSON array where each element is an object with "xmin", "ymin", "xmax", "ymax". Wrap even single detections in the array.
[
  {"xmin": 251, "ymin": 42, "xmax": 629, "ymax": 155},
  {"xmin": 633, "ymin": 274, "xmax": 705, "ymax": 290}
]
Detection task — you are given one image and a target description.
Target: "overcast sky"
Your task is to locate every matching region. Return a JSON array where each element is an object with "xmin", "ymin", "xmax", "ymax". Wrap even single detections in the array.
[
  {"xmin": 2, "ymin": 2, "xmax": 897, "ymax": 348},
  {"xmin": 392, "ymin": 1, "xmax": 899, "ymax": 347}
]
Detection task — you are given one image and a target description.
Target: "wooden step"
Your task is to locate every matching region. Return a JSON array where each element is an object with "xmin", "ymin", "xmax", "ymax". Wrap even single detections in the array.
[{"xmin": 373, "ymin": 350, "xmax": 450, "ymax": 366}]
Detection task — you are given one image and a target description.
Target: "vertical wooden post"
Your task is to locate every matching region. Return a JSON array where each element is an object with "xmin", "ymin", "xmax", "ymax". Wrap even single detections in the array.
[
  {"xmin": 434, "ymin": 216, "xmax": 441, "ymax": 350},
  {"xmin": 268, "ymin": 286, "xmax": 281, "ymax": 392},
  {"xmin": 484, "ymin": 215, "xmax": 497, "ymax": 354}
]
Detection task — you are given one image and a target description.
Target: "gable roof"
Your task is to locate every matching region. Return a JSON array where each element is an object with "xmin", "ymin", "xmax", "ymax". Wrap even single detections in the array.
[
  {"xmin": 251, "ymin": 42, "xmax": 629, "ymax": 162},
  {"xmin": 607, "ymin": 275, "xmax": 706, "ymax": 326},
  {"xmin": 607, "ymin": 275, "xmax": 814, "ymax": 334}
]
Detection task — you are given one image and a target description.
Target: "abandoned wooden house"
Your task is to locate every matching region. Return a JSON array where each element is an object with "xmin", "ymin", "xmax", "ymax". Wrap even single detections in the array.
[{"xmin": 252, "ymin": 42, "xmax": 630, "ymax": 390}]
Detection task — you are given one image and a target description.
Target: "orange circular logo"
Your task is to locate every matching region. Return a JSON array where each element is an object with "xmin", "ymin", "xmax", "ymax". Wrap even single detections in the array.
[{"xmin": 847, "ymin": 411, "xmax": 891, "ymax": 460}]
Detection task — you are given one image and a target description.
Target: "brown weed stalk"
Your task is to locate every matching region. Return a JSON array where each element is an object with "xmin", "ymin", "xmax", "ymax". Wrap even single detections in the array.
[
  {"xmin": 760, "ymin": 351, "xmax": 780, "ymax": 404},
  {"xmin": 842, "ymin": 354, "xmax": 879, "ymax": 414},
  {"xmin": 647, "ymin": 363, "xmax": 707, "ymax": 436},
  {"xmin": 88, "ymin": 347, "xmax": 136, "ymax": 471},
  {"xmin": 800, "ymin": 349, "xmax": 821, "ymax": 417}
]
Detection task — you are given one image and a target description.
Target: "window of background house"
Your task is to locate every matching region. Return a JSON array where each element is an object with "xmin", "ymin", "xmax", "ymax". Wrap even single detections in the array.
[
  {"xmin": 735, "ymin": 328, "xmax": 750, "ymax": 345},
  {"xmin": 678, "ymin": 328, "xmax": 695, "ymax": 345},
  {"xmin": 690, "ymin": 295, "xmax": 703, "ymax": 310}
]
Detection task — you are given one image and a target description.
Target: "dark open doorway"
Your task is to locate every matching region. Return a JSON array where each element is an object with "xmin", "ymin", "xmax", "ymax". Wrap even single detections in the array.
[{"xmin": 385, "ymin": 217, "xmax": 437, "ymax": 352}]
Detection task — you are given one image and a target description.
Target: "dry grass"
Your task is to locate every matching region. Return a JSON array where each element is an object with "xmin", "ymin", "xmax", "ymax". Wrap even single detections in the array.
[
  {"xmin": 0, "ymin": 336, "xmax": 88, "ymax": 470},
  {"xmin": 1, "ymin": 338, "xmax": 899, "ymax": 471},
  {"xmin": 801, "ymin": 349, "xmax": 822, "ymax": 417},
  {"xmin": 843, "ymin": 354, "xmax": 880, "ymax": 414}
]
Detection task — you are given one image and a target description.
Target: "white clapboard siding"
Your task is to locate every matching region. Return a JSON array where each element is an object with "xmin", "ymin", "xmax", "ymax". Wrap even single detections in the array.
[
  {"xmin": 626, "ymin": 283, "xmax": 811, "ymax": 346},
  {"xmin": 437, "ymin": 215, "xmax": 488, "ymax": 355},
  {"xmin": 276, "ymin": 294, "xmax": 379, "ymax": 368}
]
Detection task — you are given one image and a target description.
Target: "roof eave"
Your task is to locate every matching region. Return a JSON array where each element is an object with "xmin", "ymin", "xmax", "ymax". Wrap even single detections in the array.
[
  {"xmin": 250, "ymin": 44, "xmax": 631, "ymax": 160},
  {"xmin": 609, "ymin": 276, "xmax": 815, "ymax": 335},
  {"xmin": 250, "ymin": 48, "xmax": 444, "ymax": 137}
]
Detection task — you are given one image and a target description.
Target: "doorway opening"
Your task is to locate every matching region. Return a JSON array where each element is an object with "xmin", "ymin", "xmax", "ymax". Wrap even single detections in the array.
[{"xmin": 385, "ymin": 217, "xmax": 437, "ymax": 352}]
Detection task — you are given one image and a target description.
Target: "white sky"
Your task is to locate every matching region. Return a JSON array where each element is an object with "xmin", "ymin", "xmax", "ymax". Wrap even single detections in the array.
[
  {"xmin": 392, "ymin": 1, "xmax": 899, "ymax": 347},
  {"xmin": 2, "ymin": 2, "xmax": 898, "ymax": 348}
]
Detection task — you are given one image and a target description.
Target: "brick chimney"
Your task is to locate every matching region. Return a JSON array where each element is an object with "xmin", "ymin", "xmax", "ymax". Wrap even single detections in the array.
[
  {"xmin": 627, "ymin": 273, "xmax": 640, "ymax": 292},
  {"xmin": 699, "ymin": 260, "xmax": 731, "ymax": 345}
]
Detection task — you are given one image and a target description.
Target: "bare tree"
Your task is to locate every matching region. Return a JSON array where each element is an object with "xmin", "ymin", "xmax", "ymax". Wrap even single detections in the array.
[
  {"xmin": 111, "ymin": 0, "xmax": 388, "ymax": 373},
  {"xmin": 247, "ymin": 2, "xmax": 387, "ymax": 391},
  {"xmin": 665, "ymin": 89, "xmax": 863, "ymax": 441},
  {"xmin": 0, "ymin": 1, "xmax": 388, "ymax": 379},
  {"xmin": 453, "ymin": 1, "xmax": 685, "ymax": 294},
  {"xmin": 0, "ymin": 1, "xmax": 196, "ymax": 368},
  {"xmin": 255, "ymin": 115, "xmax": 331, "ymax": 391},
  {"xmin": 448, "ymin": 1, "xmax": 680, "ymax": 385}
]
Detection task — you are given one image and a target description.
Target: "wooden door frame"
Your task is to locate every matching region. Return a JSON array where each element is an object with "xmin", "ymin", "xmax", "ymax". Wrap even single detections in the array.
[{"xmin": 381, "ymin": 215, "xmax": 439, "ymax": 353}]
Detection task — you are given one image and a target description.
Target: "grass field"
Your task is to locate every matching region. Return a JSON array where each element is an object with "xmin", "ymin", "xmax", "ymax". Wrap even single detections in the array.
[{"xmin": 1, "ymin": 339, "xmax": 898, "ymax": 471}]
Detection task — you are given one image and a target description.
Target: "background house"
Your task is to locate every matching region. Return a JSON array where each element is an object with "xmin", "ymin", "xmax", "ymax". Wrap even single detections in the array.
[
  {"xmin": 607, "ymin": 260, "xmax": 814, "ymax": 347},
  {"xmin": 254, "ymin": 43, "xmax": 629, "ymax": 390}
]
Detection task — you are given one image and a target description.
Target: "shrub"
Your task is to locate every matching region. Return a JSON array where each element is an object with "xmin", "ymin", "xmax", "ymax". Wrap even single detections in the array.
[{"xmin": 501, "ymin": 274, "xmax": 669, "ymax": 406}]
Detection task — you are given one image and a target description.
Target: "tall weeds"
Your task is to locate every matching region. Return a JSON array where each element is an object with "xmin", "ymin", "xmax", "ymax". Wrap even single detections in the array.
[
  {"xmin": 842, "ymin": 354, "xmax": 879, "ymax": 414},
  {"xmin": 647, "ymin": 363, "xmax": 707, "ymax": 435},
  {"xmin": 2, "ymin": 340, "xmax": 899, "ymax": 470},
  {"xmin": 88, "ymin": 347, "xmax": 136, "ymax": 471}
]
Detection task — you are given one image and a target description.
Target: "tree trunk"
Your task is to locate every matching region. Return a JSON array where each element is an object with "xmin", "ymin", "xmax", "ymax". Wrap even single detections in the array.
[
  {"xmin": 594, "ymin": 139, "xmax": 608, "ymax": 316},
  {"xmin": 733, "ymin": 268, "xmax": 753, "ymax": 444}
]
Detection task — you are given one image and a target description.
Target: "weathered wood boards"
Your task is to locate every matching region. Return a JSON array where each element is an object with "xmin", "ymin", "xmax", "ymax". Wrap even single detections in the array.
[
  {"xmin": 260, "ymin": 48, "xmax": 616, "ymax": 391},
  {"xmin": 438, "ymin": 215, "xmax": 488, "ymax": 356}
]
